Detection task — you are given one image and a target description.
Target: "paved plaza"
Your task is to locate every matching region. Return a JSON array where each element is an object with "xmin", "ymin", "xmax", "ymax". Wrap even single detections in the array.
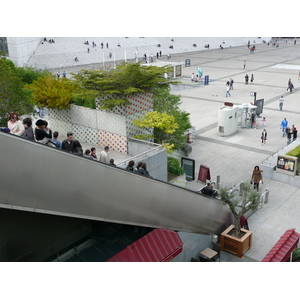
[
  {"xmin": 48, "ymin": 38, "xmax": 300, "ymax": 261},
  {"xmin": 171, "ymin": 39, "xmax": 300, "ymax": 261}
]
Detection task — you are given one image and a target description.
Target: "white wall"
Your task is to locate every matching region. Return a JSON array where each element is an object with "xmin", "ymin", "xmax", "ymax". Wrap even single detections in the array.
[{"xmin": 7, "ymin": 37, "xmax": 41, "ymax": 67}]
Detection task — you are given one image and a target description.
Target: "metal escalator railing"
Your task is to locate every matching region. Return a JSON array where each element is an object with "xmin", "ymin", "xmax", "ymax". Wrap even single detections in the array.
[{"xmin": 0, "ymin": 131, "xmax": 233, "ymax": 234}]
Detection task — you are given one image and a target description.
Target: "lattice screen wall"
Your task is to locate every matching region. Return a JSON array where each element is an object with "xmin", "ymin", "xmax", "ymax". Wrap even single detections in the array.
[{"xmin": 49, "ymin": 92, "xmax": 154, "ymax": 153}]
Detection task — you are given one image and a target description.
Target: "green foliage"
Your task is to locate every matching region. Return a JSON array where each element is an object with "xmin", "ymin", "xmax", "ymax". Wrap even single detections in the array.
[
  {"xmin": 25, "ymin": 74, "xmax": 77, "ymax": 109},
  {"xmin": 0, "ymin": 58, "xmax": 31, "ymax": 126},
  {"xmin": 167, "ymin": 157, "xmax": 184, "ymax": 176},
  {"xmin": 218, "ymin": 182, "xmax": 261, "ymax": 236},
  {"xmin": 293, "ymin": 248, "xmax": 300, "ymax": 260},
  {"xmin": 16, "ymin": 66, "xmax": 51, "ymax": 85},
  {"xmin": 286, "ymin": 145, "xmax": 300, "ymax": 159},
  {"xmin": 72, "ymin": 95, "xmax": 96, "ymax": 109},
  {"xmin": 72, "ymin": 62, "xmax": 176, "ymax": 110}
]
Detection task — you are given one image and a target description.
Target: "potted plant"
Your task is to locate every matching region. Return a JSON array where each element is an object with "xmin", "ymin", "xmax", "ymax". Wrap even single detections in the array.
[
  {"xmin": 218, "ymin": 181, "xmax": 261, "ymax": 257},
  {"xmin": 167, "ymin": 157, "xmax": 185, "ymax": 183}
]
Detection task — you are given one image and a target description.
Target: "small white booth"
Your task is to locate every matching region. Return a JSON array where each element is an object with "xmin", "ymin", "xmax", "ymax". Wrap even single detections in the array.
[
  {"xmin": 217, "ymin": 102, "xmax": 238, "ymax": 136},
  {"xmin": 142, "ymin": 61, "xmax": 183, "ymax": 78}
]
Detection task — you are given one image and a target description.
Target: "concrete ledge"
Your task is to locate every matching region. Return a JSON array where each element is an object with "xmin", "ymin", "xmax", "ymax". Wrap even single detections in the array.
[{"xmin": 261, "ymin": 140, "xmax": 300, "ymax": 186}]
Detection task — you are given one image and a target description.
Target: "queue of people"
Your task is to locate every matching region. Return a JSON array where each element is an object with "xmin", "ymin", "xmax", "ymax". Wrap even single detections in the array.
[{"xmin": 3, "ymin": 112, "xmax": 154, "ymax": 179}]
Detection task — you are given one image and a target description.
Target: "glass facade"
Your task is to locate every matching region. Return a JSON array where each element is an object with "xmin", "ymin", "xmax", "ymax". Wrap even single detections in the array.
[{"xmin": 0, "ymin": 37, "xmax": 9, "ymax": 56}]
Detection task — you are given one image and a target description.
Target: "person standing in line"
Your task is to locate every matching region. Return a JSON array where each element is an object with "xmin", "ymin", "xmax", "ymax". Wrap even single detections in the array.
[
  {"xmin": 99, "ymin": 146, "xmax": 110, "ymax": 163},
  {"xmin": 250, "ymin": 74, "xmax": 254, "ymax": 83},
  {"xmin": 61, "ymin": 132, "xmax": 74, "ymax": 153},
  {"xmin": 22, "ymin": 117, "xmax": 35, "ymax": 141},
  {"xmin": 53, "ymin": 131, "xmax": 62, "ymax": 149},
  {"xmin": 280, "ymin": 118, "xmax": 288, "ymax": 137},
  {"xmin": 245, "ymin": 74, "xmax": 249, "ymax": 84},
  {"xmin": 251, "ymin": 166, "xmax": 263, "ymax": 191},
  {"xmin": 279, "ymin": 96, "xmax": 284, "ymax": 111},
  {"xmin": 243, "ymin": 60, "xmax": 246, "ymax": 69},
  {"xmin": 261, "ymin": 129, "xmax": 267, "ymax": 145},
  {"xmin": 226, "ymin": 85, "xmax": 231, "ymax": 97}
]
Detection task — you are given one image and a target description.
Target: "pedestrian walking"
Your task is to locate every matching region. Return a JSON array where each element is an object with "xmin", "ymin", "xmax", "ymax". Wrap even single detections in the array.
[
  {"xmin": 261, "ymin": 129, "xmax": 267, "ymax": 145},
  {"xmin": 280, "ymin": 118, "xmax": 288, "ymax": 137},
  {"xmin": 262, "ymin": 117, "xmax": 267, "ymax": 127},
  {"xmin": 243, "ymin": 60, "xmax": 246, "ymax": 69},
  {"xmin": 279, "ymin": 96, "xmax": 284, "ymax": 110},
  {"xmin": 288, "ymin": 81, "xmax": 294, "ymax": 92},
  {"xmin": 245, "ymin": 74, "xmax": 249, "ymax": 84},
  {"xmin": 229, "ymin": 78, "xmax": 234, "ymax": 90},
  {"xmin": 56, "ymin": 71, "xmax": 60, "ymax": 79},
  {"xmin": 226, "ymin": 85, "xmax": 231, "ymax": 97},
  {"xmin": 251, "ymin": 166, "xmax": 263, "ymax": 191},
  {"xmin": 62, "ymin": 71, "xmax": 66, "ymax": 78},
  {"xmin": 250, "ymin": 74, "xmax": 254, "ymax": 83}
]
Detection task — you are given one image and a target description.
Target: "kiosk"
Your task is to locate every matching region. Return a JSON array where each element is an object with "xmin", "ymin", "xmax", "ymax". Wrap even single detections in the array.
[{"xmin": 217, "ymin": 102, "xmax": 238, "ymax": 136}]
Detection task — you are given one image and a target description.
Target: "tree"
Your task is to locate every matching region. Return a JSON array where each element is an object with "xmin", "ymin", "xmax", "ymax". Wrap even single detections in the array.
[
  {"xmin": 218, "ymin": 182, "xmax": 261, "ymax": 237},
  {"xmin": 134, "ymin": 87, "xmax": 191, "ymax": 151},
  {"xmin": 133, "ymin": 111, "xmax": 179, "ymax": 153},
  {"xmin": 25, "ymin": 74, "xmax": 77, "ymax": 109},
  {"xmin": 72, "ymin": 62, "xmax": 177, "ymax": 110},
  {"xmin": 16, "ymin": 66, "xmax": 51, "ymax": 85},
  {"xmin": 0, "ymin": 58, "xmax": 31, "ymax": 126}
]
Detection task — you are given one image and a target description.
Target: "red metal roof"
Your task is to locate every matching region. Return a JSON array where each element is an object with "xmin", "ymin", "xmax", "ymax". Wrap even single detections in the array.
[
  {"xmin": 261, "ymin": 229, "xmax": 300, "ymax": 262},
  {"xmin": 106, "ymin": 229, "xmax": 183, "ymax": 262}
]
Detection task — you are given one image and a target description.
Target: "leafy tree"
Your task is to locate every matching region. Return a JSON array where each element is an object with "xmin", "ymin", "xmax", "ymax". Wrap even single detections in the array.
[
  {"xmin": 218, "ymin": 182, "xmax": 261, "ymax": 237},
  {"xmin": 16, "ymin": 66, "xmax": 51, "ymax": 85},
  {"xmin": 133, "ymin": 111, "xmax": 179, "ymax": 152},
  {"xmin": 0, "ymin": 58, "xmax": 31, "ymax": 126},
  {"xmin": 25, "ymin": 74, "xmax": 77, "ymax": 109},
  {"xmin": 72, "ymin": 62, "xmax": 177, "ymax": 110},
  {"xmin": 134, "ymin": 87, "xmax": 192, "ymax": 151}
]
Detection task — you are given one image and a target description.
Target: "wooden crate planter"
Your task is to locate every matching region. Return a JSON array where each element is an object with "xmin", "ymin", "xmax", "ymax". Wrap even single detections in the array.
[{"xmin": 220, "ymin": 224, "xmax": 252, "ymax": 258}]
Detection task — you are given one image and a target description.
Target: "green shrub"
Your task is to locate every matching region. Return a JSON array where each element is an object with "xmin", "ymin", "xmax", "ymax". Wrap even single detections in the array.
[
  {"xmin": 167, "ymin": 157, "xmax": 184, "ymax": 176},
  {"xmin": 286, "ymin": 145, "xmax": 300, "ymax": 158}
]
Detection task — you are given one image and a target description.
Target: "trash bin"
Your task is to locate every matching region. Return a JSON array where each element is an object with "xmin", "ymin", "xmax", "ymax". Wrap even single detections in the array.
[
  {"xmin": 185, "ymin": 59, "xmax": 191, "ymax": 67},
  {"xmin": 204, "ymin": 75, "xmax": 209, "ymax": 85}
]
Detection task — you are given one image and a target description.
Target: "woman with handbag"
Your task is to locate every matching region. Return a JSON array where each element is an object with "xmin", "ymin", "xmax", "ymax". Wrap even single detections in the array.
[{"xmin": 251, "ymin": 166, "xmax": 263, "ymax": 191}]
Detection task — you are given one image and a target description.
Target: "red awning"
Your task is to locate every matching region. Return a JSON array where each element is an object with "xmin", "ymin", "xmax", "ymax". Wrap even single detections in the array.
[
  {"xmin": 261, "ymin": 228, "xmax": 300, "ymax": 262},
  {"xmin": 106, "ymin": 229, "xmax": 183, "ymax": 262}
]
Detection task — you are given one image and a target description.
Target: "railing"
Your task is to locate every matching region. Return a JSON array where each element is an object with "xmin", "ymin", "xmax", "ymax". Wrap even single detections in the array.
[{"xmin": 260, "ymin": 188, "xmax": 270, "ymax": 208}]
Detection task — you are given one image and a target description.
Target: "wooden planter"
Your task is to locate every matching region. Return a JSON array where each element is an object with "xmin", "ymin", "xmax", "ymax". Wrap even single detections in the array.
[{"xmin": 220, "ymin": 225, "xmax": 252, "ymax": 258}]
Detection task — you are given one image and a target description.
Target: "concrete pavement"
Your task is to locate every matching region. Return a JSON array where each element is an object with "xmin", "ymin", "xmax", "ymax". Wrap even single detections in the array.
[
  {"xmin": 46, "ymin": 38, "xmax": 300, "ymax": 261},
  {"xmin": 171, "ymin": 39, "xmax": 300, "ymax": 261}
]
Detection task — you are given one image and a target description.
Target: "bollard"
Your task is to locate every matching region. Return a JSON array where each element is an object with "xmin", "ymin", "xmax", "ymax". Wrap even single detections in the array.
[
  {"xmin": 264, "ymin": 188, "xmax": 269, "ymax": 203},
  {"xmin": 216, "ymin": 175, "xmax": 220, "ymax": 190}
]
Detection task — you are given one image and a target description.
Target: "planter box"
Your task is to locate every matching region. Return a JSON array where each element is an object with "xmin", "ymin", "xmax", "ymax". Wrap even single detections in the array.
[{"xmin": 220, "ymin": 224, "xmax": 252, "ymax": 258}]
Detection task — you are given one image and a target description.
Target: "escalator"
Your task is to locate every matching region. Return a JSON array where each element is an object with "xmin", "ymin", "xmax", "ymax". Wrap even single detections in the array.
[{"xmin": 0, "ymin": 131, "xmax": 233, "ymax": 235}]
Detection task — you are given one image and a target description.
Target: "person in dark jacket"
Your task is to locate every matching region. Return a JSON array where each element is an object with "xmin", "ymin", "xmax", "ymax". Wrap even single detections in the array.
[
  {"xmin": 293, "ymin": 127, "xmax": 298, "ymax": 141},
  {"xmin": 126, "ymin": 160, "xmax": 135, "ymax": 172},
  {"xmin": 22, "ymin": 118, "xmax": 35, "ymax": 141},
  {"xmin": 261, "ymin": 129, "xmax": 267, "ymax": 145},
  {"xmin": 61, "ymin": 132, "xmax": 74, "ymax": 153},
  {"xmin": 35, "ymin": 119, "xmax": 55, "ymax": 147}
]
